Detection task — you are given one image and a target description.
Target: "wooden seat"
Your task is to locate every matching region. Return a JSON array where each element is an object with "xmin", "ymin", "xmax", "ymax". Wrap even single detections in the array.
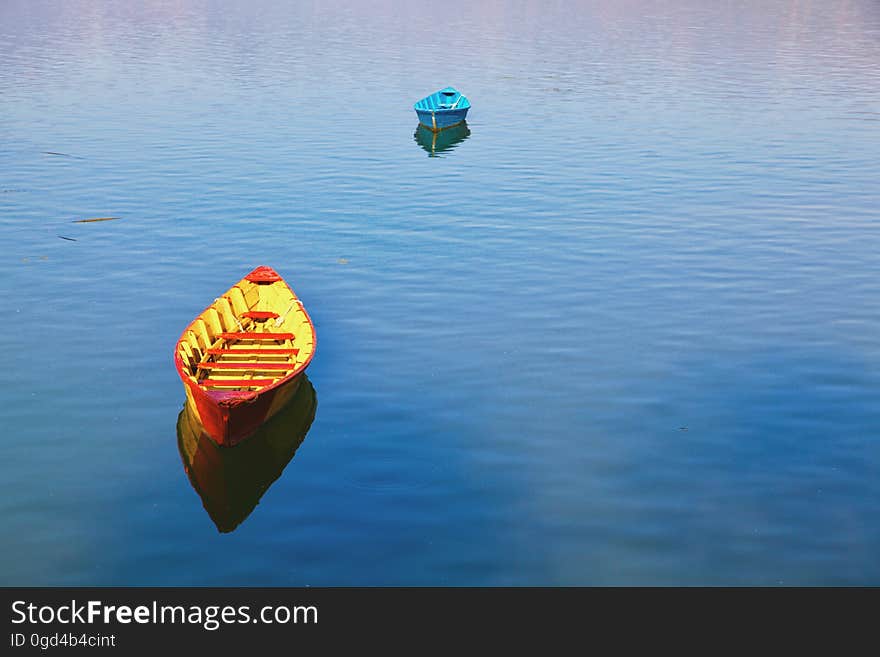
[
  {"xmin": 218, "ymin": 332, "xmax": 294, "ymax": 341},
  {"xmin": 199, "ymin": 378, "xmax": 276, "ymax": 388},
  {"xmin": 206, "ymin": 348, "xmax": 299, "ymax": 356},
  {"xmin": 197, "ymin": 362, "xmax": 294, "ymax": 371},
  {"xmin": 240, "ymin": 311, "xmax": 279, "ymax": 320}
]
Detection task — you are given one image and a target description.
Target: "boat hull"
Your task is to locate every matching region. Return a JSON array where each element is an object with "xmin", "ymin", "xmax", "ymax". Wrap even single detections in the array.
[
  {"xmin": 181, "ymin": 370, "xmax": 304, "ymax": 447},
  {"xmin": 415, "ymin": 107, "xmax": 469, "ymax": 132}
]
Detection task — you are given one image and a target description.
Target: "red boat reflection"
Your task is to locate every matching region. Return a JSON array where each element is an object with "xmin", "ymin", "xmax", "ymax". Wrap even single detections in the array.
[{"xmin": 177, "ymin": 375, "xmax": 317, "ymax": 533}]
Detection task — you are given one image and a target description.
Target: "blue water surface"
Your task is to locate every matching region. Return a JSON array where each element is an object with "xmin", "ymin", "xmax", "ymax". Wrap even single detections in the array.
[{"xmin": 1, "ymin": 0, "xmax": 879, "ymax": 585}]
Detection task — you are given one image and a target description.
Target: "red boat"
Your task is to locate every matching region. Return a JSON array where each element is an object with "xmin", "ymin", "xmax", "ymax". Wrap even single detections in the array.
[{"xmin": 174, "ymin": 266, "xmax": 316, "ymax": 446}]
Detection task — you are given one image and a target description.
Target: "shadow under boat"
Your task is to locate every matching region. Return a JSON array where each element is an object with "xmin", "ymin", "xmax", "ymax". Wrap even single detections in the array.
[
  {"xmin": 177, "ymin": 375, "xmax": 317, "ymax": 533},
  {"xmin": 414, "ymin": 121, "xmax": 471, "ymax": 157}
]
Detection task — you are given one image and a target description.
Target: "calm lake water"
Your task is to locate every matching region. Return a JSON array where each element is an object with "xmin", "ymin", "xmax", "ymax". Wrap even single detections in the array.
[{"xmin": 2, "ymin": 0, "xmax": 879, "ymax": 585}]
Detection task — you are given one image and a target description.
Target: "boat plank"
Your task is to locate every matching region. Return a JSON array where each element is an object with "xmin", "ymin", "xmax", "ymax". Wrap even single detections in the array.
[
  {"xmin": 219, "ymin": 332, "xmax": 294, "ymax": 340},
  {"xmin": 199, "ymin": 378, "xmax": 276, "ymax": 387},
  {"xmin": 206, "ymin": 348, "xmax": 299, "ymax": 356},
  {"xmin": 240, "ymin": 311, "xmax": 279, "ymax": 319},
  {"xmin": 197, "ymin": 362, "xmax": 294, "ymax": 371}
]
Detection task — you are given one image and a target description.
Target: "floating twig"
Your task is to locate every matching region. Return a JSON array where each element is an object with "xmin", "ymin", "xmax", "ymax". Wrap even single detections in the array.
[
  {"xmin": 72, "ymin": 216, "xmax": 121, "ymax": 223},
  {"xmin": 44, "ymin": 151, "xmax": 82, "ymax": 158},
  {"xmin": 57, "ymin": 235, "xmax": 78, "ymax": 241}
]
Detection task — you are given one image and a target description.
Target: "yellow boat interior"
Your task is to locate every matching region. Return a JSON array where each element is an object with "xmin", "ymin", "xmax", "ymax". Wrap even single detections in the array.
[{"xmin": 176, "ymin": 268, "xmax": 315, "ymax": 391}]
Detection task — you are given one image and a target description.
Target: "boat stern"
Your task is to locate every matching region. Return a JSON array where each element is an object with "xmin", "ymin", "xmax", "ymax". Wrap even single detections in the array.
[
  {"xmin": 415, "ymin": 107, "xmax": 469, "ymax": 132},
  {"xmin": 185, "ymin": 375, "xmax": 304, "ymax": 447}
]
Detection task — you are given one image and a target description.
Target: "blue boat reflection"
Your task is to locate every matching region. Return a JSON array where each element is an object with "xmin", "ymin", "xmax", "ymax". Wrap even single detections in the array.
[
  {"xmin": 414, "ymin": 121, "xmax": 471, "ymax": 157},
  {"xmin": 177, "ymin": 375, "xmax": 317, "ymax": 533}
]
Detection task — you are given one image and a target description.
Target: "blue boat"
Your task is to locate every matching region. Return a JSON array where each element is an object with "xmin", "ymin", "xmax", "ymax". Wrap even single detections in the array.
[{"xmin": 414, "ymin": 87, "xmax": 470, "ymax": 132}]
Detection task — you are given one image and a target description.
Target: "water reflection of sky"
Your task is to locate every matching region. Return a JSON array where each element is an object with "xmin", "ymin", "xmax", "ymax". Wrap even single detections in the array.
[{"xmin": 2, "ymin": 0, "xmax": 880, "ymax": 585}]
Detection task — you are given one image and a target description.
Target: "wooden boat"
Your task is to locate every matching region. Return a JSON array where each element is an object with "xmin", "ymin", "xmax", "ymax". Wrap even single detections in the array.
[
  {"xmin": 414, "ymin": 87, "xmax": 470, "ymax": 132},
  {"xmin": 414, "ymin": 121, "xmax": 470, "ymax": 156},
  {"xmin": 174, "ymin": 265, "xmax": 316, "ymax": 447},
  {"xmin": 178, "ymin": 375, "xmax": 317, "ymax": 533}
]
